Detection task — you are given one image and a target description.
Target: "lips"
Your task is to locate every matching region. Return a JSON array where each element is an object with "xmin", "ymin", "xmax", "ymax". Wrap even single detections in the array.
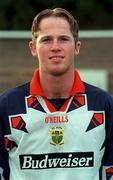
[{"xmin": 49, "ymin": 55, "xmax": 64, "ymax": 59}]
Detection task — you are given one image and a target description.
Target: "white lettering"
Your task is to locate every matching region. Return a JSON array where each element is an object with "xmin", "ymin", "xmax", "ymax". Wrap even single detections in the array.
[
  {"xmin": 78, "ymin": 157, "xmax": 86, "ymax": 166},
  {"xmin": 39, "ymin": 155, "xmax": 48, "ymax": 168},
  {"xmin": 71, "ymin": 157, "xmax": 79, "ymax": 167},
  {"xmin": 32, "ymin": 160, "xmax": 39, "ymax": 168},
  {"xmin": 66, "ymin": 154, "xmax": 72, "ymax": 167},
  {"xmin": 85, "ymin": 157, "xmax": 93, "ymax": 166},
  {"xmin": 22, "ymin": 156, "xmax": 32, "ymax": 168},
  {"xmin": 59, "ymin": 158, "xmax": 67, "ymax": 167},
  {"xmin": 20, "ymin": 152, "xmax": 94, "ymax": 169},
  {"xmin": 48, "ymin": 158, "xmax": 60, "ymax": 167}
]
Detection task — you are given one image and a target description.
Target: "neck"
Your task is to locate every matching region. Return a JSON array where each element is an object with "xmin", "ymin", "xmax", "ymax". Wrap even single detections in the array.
[{"xmin": 39, "ymin": 70, "xmax": 75, "ymax": 99}]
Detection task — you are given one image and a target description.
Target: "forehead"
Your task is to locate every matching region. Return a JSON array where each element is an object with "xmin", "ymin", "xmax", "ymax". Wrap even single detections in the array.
[{"xmin": 38, "ymin": 17, "xmax": 71, "ymax": 34}]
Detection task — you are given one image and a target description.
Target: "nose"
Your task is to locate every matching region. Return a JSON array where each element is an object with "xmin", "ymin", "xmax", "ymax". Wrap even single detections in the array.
[{"xmin": 50, "ymin": 39, "xmax": 61, "ymax": 51}]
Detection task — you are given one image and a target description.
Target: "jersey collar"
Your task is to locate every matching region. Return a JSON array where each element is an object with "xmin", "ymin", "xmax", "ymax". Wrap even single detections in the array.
[{"xmin": 30, "ymin": 69, "xmax": 85, "ymax": 97}]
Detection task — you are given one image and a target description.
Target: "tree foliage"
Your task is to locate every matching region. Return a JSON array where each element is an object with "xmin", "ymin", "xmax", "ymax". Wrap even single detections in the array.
[{"xmin": 0, "ymin": 0, "xmax": 113, "ymax": 30}]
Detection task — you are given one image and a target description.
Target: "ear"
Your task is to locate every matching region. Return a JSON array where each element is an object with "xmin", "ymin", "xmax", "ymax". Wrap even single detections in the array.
[
  {"xmin": 75, "ymin": 41, "xmax": 81, "ymax": 55},
  {"xmin": 29, "ymin": 41, "xmax": 37, "ymax": 56}
]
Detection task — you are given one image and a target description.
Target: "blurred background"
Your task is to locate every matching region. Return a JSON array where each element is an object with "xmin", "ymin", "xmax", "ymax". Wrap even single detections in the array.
[{"xmin": 0, "ymin": 0, "xmax": 113, "ymax": 94}]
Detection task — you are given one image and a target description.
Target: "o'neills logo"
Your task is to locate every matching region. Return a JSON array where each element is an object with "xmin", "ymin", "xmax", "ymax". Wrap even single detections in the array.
[
  {"xmin": 45, "ymin": 115, "xmax": 68, "ymax": 124},
  {"xmin": 20, "ymin": 152, "xmax": 94, "ymax": 170}
]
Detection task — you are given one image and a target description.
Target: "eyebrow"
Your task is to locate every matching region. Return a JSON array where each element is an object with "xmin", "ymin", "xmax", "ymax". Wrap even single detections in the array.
[{"xmin": 38, "ymin": 34, "xmax": 72, "ymax": 41}]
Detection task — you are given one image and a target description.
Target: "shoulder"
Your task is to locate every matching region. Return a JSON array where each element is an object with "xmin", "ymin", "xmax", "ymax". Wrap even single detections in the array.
[
  {"xmin": 0, "ymin": 82, "xmax": 30, "ymax": 113},
  {"xmin": 0, "ymin": 82, "xmax": 30, "ymax": 101},
  {"xmin": 84, "ymin": 81, "xmax": 112, "ymax": 99},
  {"xmin": 84, "ymin": 82, "xmax": 113, "ymax": 110}
]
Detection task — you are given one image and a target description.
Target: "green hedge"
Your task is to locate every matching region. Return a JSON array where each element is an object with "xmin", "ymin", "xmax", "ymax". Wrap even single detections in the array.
[{"xmin": 0, "ymin": 0, "xmax": 113, "ymax": 30}]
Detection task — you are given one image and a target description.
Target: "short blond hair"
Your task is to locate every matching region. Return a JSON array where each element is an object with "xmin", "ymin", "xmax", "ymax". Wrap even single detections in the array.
[{"xmin": 31, "ymin": 8, "xmax": 79, "ymax": 44}]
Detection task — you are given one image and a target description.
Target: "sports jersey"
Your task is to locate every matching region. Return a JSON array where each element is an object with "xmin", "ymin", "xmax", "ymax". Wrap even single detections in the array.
[{"xmin": 0, "ymin": 69, "xmax": 113, "ymax": 180}]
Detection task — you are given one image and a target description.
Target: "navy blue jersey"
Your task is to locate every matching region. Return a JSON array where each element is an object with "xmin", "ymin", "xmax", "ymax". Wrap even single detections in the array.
[{"xmin": 0, "ymin": 69, "xmax": 113, "ymax": 180}]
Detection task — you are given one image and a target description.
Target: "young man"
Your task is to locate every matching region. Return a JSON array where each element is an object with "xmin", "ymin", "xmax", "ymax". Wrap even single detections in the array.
[{"xmin": 0, "ymin": 8, "xmax": 113, "ymax": 180}]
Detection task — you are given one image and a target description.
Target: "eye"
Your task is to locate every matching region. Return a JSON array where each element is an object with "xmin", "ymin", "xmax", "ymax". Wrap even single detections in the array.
[
  {"xmin": 59, "ymin": 36, "xmax": 70, "ymax": 42},
  {"xmin": 61, "ymin": 37, "xmax": 68, "ymax": 41},
  {"xmin": 41, "ymin": 37, "xmax": 52, "ymax": 43},
  {"xmin": 43, "ymin": 38, "xmax": 49, "ymax": 42}
]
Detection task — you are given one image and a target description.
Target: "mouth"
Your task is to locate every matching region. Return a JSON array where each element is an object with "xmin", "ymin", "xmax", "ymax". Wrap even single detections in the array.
[{"xmin": 49, "ymin": 56, "xmax": 64, "ymax": 60}]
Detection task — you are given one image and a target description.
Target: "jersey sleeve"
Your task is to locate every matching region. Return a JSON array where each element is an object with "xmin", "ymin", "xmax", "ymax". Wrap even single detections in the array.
[
  {"xmin": 102, "ymin": 93, "xmax": 113, "ymax": 179},
  {"xmin": 0, "ymin": 94, "xmax": 10, "ymax": 179}
]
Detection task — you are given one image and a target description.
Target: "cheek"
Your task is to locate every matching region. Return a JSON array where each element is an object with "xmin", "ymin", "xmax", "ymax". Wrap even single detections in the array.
[
  {"xmin": 36, "ymin": 46, "xmax": 47, "ymax": 59},
  {"xmin": 66, "ymin": 45, "xmax": 75, "ymax": 57},
  {"xmin": 37, "ymin": 44, "xmax": 50, "ymax": 54}
]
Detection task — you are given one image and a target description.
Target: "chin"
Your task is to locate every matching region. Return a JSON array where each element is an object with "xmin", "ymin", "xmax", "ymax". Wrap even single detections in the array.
[{"xmin": 48, "ymin": 68, "xmax": 69, "ymax": 77}]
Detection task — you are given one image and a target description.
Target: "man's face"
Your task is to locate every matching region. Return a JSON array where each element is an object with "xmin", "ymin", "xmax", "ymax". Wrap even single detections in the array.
[{"xmin": 30, "ymin": 17, "xmax": 81, "ymax": 76}]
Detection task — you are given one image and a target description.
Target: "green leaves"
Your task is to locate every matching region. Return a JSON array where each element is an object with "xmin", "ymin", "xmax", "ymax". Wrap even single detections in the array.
[{"xmin": 0, "ymin": 0, "xmax": 112, "ymax": 30}]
